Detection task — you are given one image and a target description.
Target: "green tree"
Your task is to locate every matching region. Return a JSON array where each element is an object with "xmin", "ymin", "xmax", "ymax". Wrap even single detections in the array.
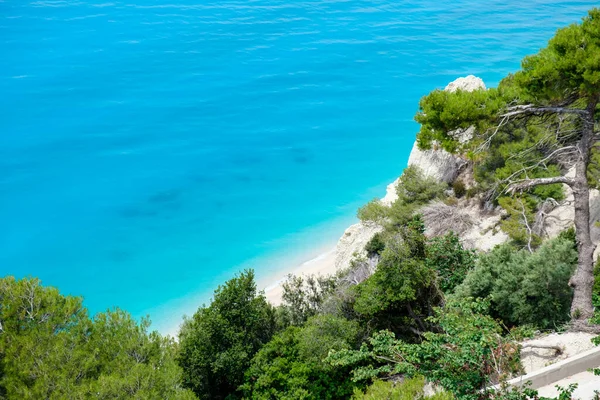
[
  {"xmin": 177, "ymin": 270, "xmax": 277, "ymax": 400},
  {"xmin": 278, "ymin": 274, "xmax": 336, "ymax": 327},
  {"xmin": 415, "ymin": 9, "xmax": 600, "ymax": 325},
  {"xmin": 453, "ymin": 237, "xmax": 577, "ymax": 329},
  {"xmin": 328, "ymin": 299, "xmax": 521, "ymax": 400},
  {"xmin": 425, "ymin": 232, "xmax": 477, "ymax": 293},
  {"xmin": 353, "ymin": 216, "xmax": 442, "ymax": 338},
  {"xmin": 0, "ymin": 276, "xmax": 194, "ymax": 400},
  {"xmin": 241, "ymin": 315, "xmax": 361, "ymax": 400}
]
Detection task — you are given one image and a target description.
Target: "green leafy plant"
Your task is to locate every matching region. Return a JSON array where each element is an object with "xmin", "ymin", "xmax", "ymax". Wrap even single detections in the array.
[
  {"xmin": 453, "ymin": 237, "xmax": 577, "ymax": 329},
  {"xmin": 426, "ymin": 232, "xmax": 477, "ymax": 293},
  {"xmin": 177, "ymin": 270, "xmax": 276, "ymax": 400}
]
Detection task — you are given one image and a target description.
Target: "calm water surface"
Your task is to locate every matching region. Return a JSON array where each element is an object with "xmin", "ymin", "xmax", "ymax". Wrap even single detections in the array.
[{"xmin": 0, "ymin": 0, "xmax": 596, "ymax": 332}]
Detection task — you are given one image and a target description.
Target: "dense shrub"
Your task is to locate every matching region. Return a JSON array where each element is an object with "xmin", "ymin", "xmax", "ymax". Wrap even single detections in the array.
[
  {"xmin": 177, "ymin": 270, "xmax": 277, "ymax": 400},
  {"xmin": 0, "ymin": 277, "xmax": 195, "ymax": 400},
  {"xmin": 426, "ymin": 232, "xmax": 477, "ymax": 293},
  {"xmin": 353, "ymin": 216, "xmax": 441, "ymax": 338},
  {"xmin": 328, "ymin": 299, "xmax": 521, "ymax": 400},
  {"xmin": 279, "ymin": 273, "xmax": 336, "ymax": 326},
  {"xmin": 358, "ymin": 166, "xmax": 446, "ymax": 228},
  {"xmin": 241, "ymin": 315, "xmax": 362, "ymax": 399},
  {"xmin": 453, "ymin": 237, "xmax": 577, "ymax": 329},
  {"xmin": 365, "ymin": 232, "xmax": 386, "ymax": 256},
  {"xmin": 352, "ymin": 377, "xmax": 454, "ymax": 400},
  {"xmin": 452, "ymin": 180, "xmax": 466, "ymax": 198},
  {"xmin": 395, "ymin": 166, "xmax": 447, "ymax": 206}
]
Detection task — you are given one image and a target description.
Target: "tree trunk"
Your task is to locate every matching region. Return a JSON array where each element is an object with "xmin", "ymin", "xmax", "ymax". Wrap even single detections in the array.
[
  {"xmin": 569, "ymin": 99, "xmax": 598, "ymax": 322},
  {"xmin": 569, "ymin": 173, "xmax": 596, "ymax": 320}
]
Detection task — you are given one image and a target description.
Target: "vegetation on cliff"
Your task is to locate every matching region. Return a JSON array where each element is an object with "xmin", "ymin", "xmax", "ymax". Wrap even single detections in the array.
[{"xmin": 1, "ymin": 9, "xmax": 600, "ymax": 400}]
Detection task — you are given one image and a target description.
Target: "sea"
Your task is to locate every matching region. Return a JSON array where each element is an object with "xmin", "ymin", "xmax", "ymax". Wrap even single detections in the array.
[{"xmin": 1, "ymin": 0, "xmax": 596, "ymax": 334}]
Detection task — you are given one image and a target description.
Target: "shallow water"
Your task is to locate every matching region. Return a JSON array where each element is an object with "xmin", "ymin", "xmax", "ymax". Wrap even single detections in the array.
[{"xmin": 0, "ymin": 0, "xmax": 596, "ymax": 333}]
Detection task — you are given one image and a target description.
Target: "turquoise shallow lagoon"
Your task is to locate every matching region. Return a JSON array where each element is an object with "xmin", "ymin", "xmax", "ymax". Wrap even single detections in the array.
[{"xmin": 0, "ymin": 0, "xmax": 596, "ymax": 333}]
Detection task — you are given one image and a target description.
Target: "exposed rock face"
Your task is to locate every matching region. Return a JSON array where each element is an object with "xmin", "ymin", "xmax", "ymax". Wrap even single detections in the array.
[
  {"xmin": 459, "ymin": 207, "xmax": 509, "ymax": 251},
  {"xmin": 380, "ymin": 178, "xmax": 400, "ymax": 206},
  {"xmin": 444, "ymin": 75, "xmax": 486, "ymax": 93},
  {"xmin": 335, "ymin": 222, "xmax": 382, "ymax": 270},
  {"xmin": 520, "ymin": 332, "xmax": 597, "ymax": 374},
  {"xmin": 406, "ymin": 142, "xmax": 467, "ymax": 183},
  {"xmin": 334, "ymin": 75, "xmax": 488, "ymax": 271},
  {"xmin": 406, "ymin": 75, "xmax": 485, "ymax": 184}
]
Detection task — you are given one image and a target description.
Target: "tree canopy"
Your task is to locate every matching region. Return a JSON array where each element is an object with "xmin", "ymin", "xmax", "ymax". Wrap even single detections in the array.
[
  {"xmin": 415, "ymin": 8, "xmax": 600, "ymax": 325},
  {"xmin": 0, "ymin": 276, "xmax": 195, "ymax": 400},
  {"xmin": 177, "ymin": 270, "xmax": 277, "ymax": 400}
]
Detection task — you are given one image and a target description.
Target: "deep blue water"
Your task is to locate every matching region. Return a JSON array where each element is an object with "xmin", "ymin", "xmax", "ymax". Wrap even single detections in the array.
[{"xmin": 0, "ymin": 0, "xmax": 596, "ymax": 333}]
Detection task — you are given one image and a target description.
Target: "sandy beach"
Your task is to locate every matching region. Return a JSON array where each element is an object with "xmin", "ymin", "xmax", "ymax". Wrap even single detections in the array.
[{"xmin": 262, "ymin": 247, "xmax": 339, "ymax": 305}]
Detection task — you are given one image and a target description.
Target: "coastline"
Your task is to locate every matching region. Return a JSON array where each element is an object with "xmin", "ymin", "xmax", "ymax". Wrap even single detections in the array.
[{"xmin": 262, "ymin": 246, "xmax": 338, "ymax": 305}]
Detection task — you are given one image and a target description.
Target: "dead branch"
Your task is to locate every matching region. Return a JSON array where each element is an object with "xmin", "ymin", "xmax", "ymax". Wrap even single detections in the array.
[
  {"xmin": 502, "ymin": 105, "xmax": 589, "ymax": 118},
  {"xmin": 505, "ymin": 176, "xmax": 574, "ymax": 194},
  {"xmin": 421, "ymin": 201, "xmax": 474, "ymax": 236}
]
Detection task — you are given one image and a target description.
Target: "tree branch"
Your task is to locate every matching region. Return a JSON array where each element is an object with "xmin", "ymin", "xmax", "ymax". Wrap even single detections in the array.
[
  {"xmin": 505, "ymin": 176, "xmax": 573, "ymax": 194},
  {"xmin": 502, "ymin": 104, "xmax": 589, "ymax": 118}
]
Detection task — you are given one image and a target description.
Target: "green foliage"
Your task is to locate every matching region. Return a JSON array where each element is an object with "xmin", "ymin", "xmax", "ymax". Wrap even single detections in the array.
[
  {"xmin": 177, "ymin": 270, "xmax": 276, "ymax": 400},
  {"xmin": 514, "ymin": 8, "xmax": 600, "ymax": 103},
  {"xmin": 352, "ymin": 377, "xmax": 454, "ymax": 400},
  {"xmin": 241, "ymin": 315, "xmax": 361, "ymax": 400},
  {"xmin": 415, "ymin": 87, "xmax": 509, "ymax": 153},
  {"xmin": 279, "ymin": 274, "xmax": 336, "ymax": 327},
  {"xmin": 426, "ymin": 232, "xmax": 477, "ymax": 293},
  {"xmin": 365, "ymin": 232, "xmax": 386, "ymax": 257},
  {"xmin": 497, "ymin": 196, "xmax": 541, "ymax": 248},
  {"xmin": 396, "ymin": 166, "xmax": 447, "ymax": 206},
  {"xmin": 0, "ymin": 276, "xmax": 195, "ymax": 400},
  {"xmin": 328, "ymin": 299, "xmax": 521, "ymax": 400},
  {"xmin": 453, "ymin": 237, "xmax": 577, "ymax": 329},
  {"xmin": 352, "ymin": 216, "xmax": 441, "ymax": 338},
  {"xmin": 452, "ymin": 180, "xmax": 466, "ymax": 198},
  {"xmin": 358, "ymin": 166, "xmax": 446, "ymax": 228},
  {"xmin": 358, "ymin": 199, "xmax": 388, "ymax": 224}
]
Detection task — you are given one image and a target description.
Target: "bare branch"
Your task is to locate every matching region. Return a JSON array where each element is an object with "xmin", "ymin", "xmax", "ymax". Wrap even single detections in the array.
[
  {"xmin": 502, "ymin": 104, "xmax": 589, "ymax": 118},
  {"xmin": 505, "ymin": 176, "xmax": 573, "ymax": 194},
  {"xmin": 475, "ymin": 115, "xmax": 509, "ymax": 153},
  {"xmin": 518, "ymin": 199, "xmax": 534, "ymax": 253}
]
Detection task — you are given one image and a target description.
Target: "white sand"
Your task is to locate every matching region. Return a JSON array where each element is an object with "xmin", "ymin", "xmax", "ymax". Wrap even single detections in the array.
[{"xmin": 262, "ymin": 247, "xmax": 338, "ymax": 305}]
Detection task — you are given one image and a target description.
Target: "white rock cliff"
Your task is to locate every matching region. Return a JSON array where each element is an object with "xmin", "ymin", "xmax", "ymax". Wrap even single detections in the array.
[{"xmin": 335, "ymin": 75, "xmax": 488, "ymax": 269}]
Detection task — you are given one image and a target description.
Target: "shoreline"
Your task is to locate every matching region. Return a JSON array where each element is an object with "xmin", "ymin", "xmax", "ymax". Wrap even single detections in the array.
[{"xmin": 262, "ymin": 246, "xmax": 338, "ymax": 305}]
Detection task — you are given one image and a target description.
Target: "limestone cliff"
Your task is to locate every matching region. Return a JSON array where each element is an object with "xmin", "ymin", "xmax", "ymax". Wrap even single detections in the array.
[
  {"xmin": 334, "ymin": 74, "xmax": 600, "ymax": 271},
  {"xmin": 335, "ymin": 75, "xmax": 489, "ymax": 269}
]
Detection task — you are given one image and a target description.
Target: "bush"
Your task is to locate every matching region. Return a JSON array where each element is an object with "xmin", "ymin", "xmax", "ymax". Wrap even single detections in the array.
[
  {"xmin": 453, "ymin": 237, "xmax": 577, "ymax": 329},
  {"xmin": 365, "ymin": 232, "xmax": 386, "ymax": 256},
  {"xmin": 241, "ymin": 315, "xmax": 362, "ymax": 399},
  {"xmin": 426, "ymin": 233, "xmax": 477, "ymax": 293},
  {"xmin": 352, "ymin": 377, "xmax": 454, "ymax": 400},
  {"xmin": 177, "ymin": 270, "xmax": 277, "ymax": 400},
  {"xmin": 358, "ymin": 199, "xmax": 388, "ymax": 223},
  {"xmin": 279, "ymin": 273, "xmax": 336, "ymax": 326},
  {"xmin": 352, "ymin": 217, "xmax": 441, "ymax": 338},
  {"xmin": 452, "ymin": 180, "xmax": 466, "ymax": 198},
  {"xmin": 328, "ymin": 299, "xmax": 522, "ymax": 400},
  {"xmin": 396, "ymin": 166, "xmax": 446, "ymax": 206}
]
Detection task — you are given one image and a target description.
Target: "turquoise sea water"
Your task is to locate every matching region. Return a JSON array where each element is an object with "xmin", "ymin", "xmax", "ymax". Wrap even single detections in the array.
[{"xmin": 1, "ymin": 0, "xmax": 596, "ymax": 333}]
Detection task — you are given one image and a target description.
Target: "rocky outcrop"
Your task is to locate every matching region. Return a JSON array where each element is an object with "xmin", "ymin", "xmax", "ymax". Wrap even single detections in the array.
[
  {"xmin": 406, "ymin": 143, "xmax": 467, "ymax": 183},
  {"xmin": 444, "ymin": 75, "xmax": 486, "ymax": 93},
  {"xmin": 335, "ymin": 222, "xmax": 382, "ymax": 270},
  {"xmin": 520, "ymin": 332, "xmax": 597, "ymax": 374},
  {"xmin": 406, "ymin": 75, "xmax": 485, "ymax": 184},
  {"xmin": 334, "ymin": 75, "xmax": 488, "ymax": 271}
]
